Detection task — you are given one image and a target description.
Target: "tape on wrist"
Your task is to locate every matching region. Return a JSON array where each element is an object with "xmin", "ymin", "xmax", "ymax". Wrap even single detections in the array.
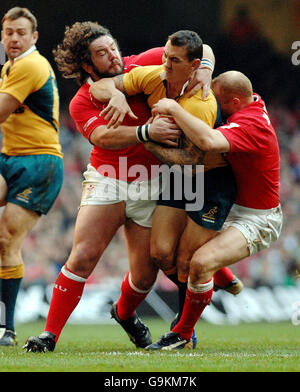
[
  {"xmin": 200, "ymin": 58, "xmax": 214, "ymax": 72},
  {"xmin": 136, "ymin": 124, "xmax": 150, "ymax": 143}
]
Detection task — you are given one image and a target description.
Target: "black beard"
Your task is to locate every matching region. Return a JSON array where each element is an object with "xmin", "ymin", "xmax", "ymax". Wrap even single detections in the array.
[{"xmin": 91, "ymin": 62, "xmax": 124, "ymax": 80}]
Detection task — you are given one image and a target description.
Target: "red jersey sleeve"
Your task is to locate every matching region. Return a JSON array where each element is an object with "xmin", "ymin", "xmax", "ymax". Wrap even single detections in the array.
[
  {"xmin": 123, "ymin": 47, "xmax": 164, "ymax": 72},
  {"xmin": 69, "ymin": 85, "xmax": 107, "ymax": 141},
  {"xmin": 218, "ymin": 95, "xmax": 276, "ymax": 153},
  {"xmin": 218, "ymin": 121, "xmax": 254, "ymax": 153}
]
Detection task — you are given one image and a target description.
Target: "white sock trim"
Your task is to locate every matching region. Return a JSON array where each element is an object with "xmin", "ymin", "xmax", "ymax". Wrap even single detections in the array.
[
  {"xmin": 61, "ymin": 265, "xmax": 87, "ymax": 283},
  {"xmin": 188, "ymin": 277, "xmax": 214, "ymax": 293},
  {"xmin": 128, "ymin": 273, "xmax": 151, "ymax": 294}
]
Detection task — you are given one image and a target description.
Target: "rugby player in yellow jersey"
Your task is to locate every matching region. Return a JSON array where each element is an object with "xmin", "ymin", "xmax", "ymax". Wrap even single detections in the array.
[
  {"xmin": 90, "ymin": 30, "xmax": 241, "ymax": 349},
  {"xmin": 0, "ymin": 7, "xmax": 63, "ymax": 346}
]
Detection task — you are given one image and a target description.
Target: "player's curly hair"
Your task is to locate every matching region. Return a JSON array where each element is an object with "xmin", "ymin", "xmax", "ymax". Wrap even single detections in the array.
[{"xmin": 53, "ymin": 21, "xmax": 112, "ymax": 86}]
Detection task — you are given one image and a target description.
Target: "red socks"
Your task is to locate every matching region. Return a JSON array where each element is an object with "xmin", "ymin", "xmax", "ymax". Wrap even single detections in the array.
[
  {"xmin": 44, "ymin": 265, "xmax": 86, "ymax": 342},
  {"xmin": 213, "ymin": 267, "xmax": 234, "ymax": 288},
  {"xmin": 116, "ymin": 272, "xmax": 150, "ymax": 320},
  {"xmin": 172, "ymin": 278, "xmax": 214, "ymax": 341}
]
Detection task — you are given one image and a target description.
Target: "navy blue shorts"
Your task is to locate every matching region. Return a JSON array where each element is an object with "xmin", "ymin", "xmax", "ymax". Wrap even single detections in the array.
[
  {"xmin": 157, "ymin": 165, "xmax": 237, "ymax": 231},
  {"xmin": 0, "ymin": 154, "xmax": 63, "ymax": 215}
]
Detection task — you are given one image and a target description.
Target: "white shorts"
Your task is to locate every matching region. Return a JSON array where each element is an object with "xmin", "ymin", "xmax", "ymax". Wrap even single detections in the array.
[
  {"xmin": 223, "ymin": 203, "xmax": 283, "ymax": 255},
  {"xmin": 80, "ymin": 164, "xmax": 161, "ymax": 228}
]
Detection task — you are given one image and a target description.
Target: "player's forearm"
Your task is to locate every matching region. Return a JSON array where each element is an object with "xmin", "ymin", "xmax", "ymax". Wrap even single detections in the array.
[
  {"xmin": 145, "ymin": 142, "xmax": 201, "ymax": 167},
  {"xmin": 0, "ymin": 93, "xmax": 20, "ymax": 123},
  {"xmin": 164, "ymin": 102, "xmax": 214, "ymax": 151},
  {"xmin": 89, "ymin": 75, "xmax": 125, "ymax": 102},
  {"xmin": 90, "ymin": 125, "xmax": 139, "ymax": 149},
  {"xmin": 202, "ymin": 44, "xmax": 215, "ymax": 70}
]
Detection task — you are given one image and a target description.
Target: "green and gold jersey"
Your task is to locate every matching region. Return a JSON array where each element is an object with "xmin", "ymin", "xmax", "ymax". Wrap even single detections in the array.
[
  {"xmin": 0, "ymin": 47, "xmax": 62, "ymax": 158},
  {"xmin": 123, "ymin": 65, "xmax": 226, "ymax": 170}
]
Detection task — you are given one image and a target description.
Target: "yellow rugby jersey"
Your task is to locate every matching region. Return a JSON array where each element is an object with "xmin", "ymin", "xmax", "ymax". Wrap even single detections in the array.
[
  {"xmin": 0, "ymin": 48, "xmax": 62, "ymax": 157},
  {"xmin": 123, "ymin": 65, "xmax": 226, "ymax": 170}
]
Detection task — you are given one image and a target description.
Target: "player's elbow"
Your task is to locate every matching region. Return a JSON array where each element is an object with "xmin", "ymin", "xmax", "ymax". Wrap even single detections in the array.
[
  {"xmin": 193, "ymin": 135, "xmax": 214, "ymax": 152},
  {"xmin": 89, "ymin": 127, "xmax": 114, "ymax": 149},
  {"xmin": 0, "ymin": 113, "xmax": 9, "ymax": 124},
  {"xmin": 89, "ymin": 85, "xmax": 111, "ymax": 102},
  {"xmin": 93, "ymin": 135, "xmax": 114, "ymax": 149},
  {"xmin": 0, "ymin": 106, "xmax": 10, "ymax": 123},
  {"xmin": 203, "ymin": 138, "xmax": 216, "ymax": 151}
]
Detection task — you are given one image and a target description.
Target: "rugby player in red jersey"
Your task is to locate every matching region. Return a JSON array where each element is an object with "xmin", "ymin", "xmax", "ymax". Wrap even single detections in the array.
[
  {"xmin": 146, "ymin": 70, "xmax": 283, "ymax": 350},
  {"xmin": 23, "ymin": 21, "xmax": 217, "ymax": 352}
]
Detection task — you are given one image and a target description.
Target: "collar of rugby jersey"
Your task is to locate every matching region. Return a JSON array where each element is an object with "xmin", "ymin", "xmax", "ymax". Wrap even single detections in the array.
[
  {"xmin": 13, "ymin": 45, "xmax": 37, "ymax": 62},
  {"xmin": 87, "ymin": 77, "xmax": 94, "ymax": 85},
  {"xmin": 160, "ymin": 70, "xmax": 190, "ymax": 101}
]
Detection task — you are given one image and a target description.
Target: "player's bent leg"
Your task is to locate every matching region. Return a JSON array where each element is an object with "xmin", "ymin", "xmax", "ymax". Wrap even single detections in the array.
[
  {"xmin": 0, "ymin": 202, "xmax": 40, "ymax": 266},
  {"xmin": 189, "ymin": 226, "xmax": 249, "ymax": 285},
  {"xmin": 110, "ymin": 220, "xmax": 156, "ymax": 348},
  {"xmin": 0, "ymin": 174, "xmax": 8, "ymax": 207},
  {"xmin": 176, "ymin": 218, "xmax": 218, "ymax": 283},
  {"xmin": 177, "ymin": 218, "xmax": 244, "ymax": 295},
  {"xmin": 125, "ymin": 219, "xmax": 158, "ymax": 290},
  {"xmin": 150, "ymin": 206, "xmax": 187, "ymax": 272},
  {"xmin": 147, "ymin": 227, "xmax": 249, "ymax": 351},
  {"xmin": 0, "ymin": 203, "xmax": 39, "ymax": 346},
  {"xmin": 172, "ymin": 218, "xmax": 217, "ymax": 349},
  {"xmin": 24, "ymin": 203, "xmax": 126, "ymax": 353},
  {"xmin": 66, "ymin": 203, "xmax": 126, "ymax": 278}
]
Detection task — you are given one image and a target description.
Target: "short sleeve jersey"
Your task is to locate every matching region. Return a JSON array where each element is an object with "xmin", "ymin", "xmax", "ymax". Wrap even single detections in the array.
[
  {"xmin": 218, "ymin": 94, "xmax": 280, "ymax": 209},
  {"xmin": 0, "ymin": 48, "xmax": 62, "ymax": 157},
  {"xmin": 123, "ymin": 65, "xmax": 227, "ymax": 171},
  {"xmin": 69, "ymin": 47, "xmax": 164, "ymax": 182}
]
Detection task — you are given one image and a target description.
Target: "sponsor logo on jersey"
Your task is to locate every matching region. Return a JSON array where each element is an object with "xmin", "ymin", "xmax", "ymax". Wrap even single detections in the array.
[
  {"xmin": 202, "ymin": 206, "xmax": 218, "ymax": 223},
  {"xmin": 16, "ymin": 187, "xmax": 32, "ymax": 203}
]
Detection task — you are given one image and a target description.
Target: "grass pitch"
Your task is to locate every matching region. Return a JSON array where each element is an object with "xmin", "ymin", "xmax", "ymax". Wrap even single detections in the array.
[{"xmin": 0, "ymin": 320, "xmax": 299, "ymax": 372}]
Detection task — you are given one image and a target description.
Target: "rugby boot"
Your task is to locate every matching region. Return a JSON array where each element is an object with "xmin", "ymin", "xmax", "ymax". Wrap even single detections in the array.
[
  {"xmin": 23, "ymin": 331, "xmax": 56, "ymax": 353},
  {"xmin": 170, "ymin": 313, "xmax": 197, "ymax": 349},
  {"xmin": 0, "ymin": 329, "xmax": 17, "ymax": 346},
  {"xmin": 110, "ymin": 302, "xmax": 152, "ymax": 348},
  {"xmin": 146, "ymin": 331, "xmax": 188, "ymax": 351},
  {"xmin": 214, "ymin": 275, "xmax": 244, "ymax": 295}
]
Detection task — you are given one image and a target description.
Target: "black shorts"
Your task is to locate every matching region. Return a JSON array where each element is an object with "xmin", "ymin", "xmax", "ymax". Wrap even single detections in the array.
[{"xmin": 157, "ymin": 165, "xmax": 237, "ymax": 231}]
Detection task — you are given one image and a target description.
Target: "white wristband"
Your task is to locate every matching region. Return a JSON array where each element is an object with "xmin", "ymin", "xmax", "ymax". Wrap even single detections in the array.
[{"xmin": 200, "ymin": 58, "xmax": 214, "ymax": 72}]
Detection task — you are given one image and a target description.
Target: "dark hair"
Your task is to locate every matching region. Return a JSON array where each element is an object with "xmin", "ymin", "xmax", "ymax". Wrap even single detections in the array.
[
  {"xmin": 168, "ymin": 30, "xmax": 203, "ymax": 61},
  {"xmin": 2, "ymin": 7, "xmax": 37, "ymax": 32},
  {"xmin": 53, "ymin": 21, "xmax": 114, "ymax": 85}
]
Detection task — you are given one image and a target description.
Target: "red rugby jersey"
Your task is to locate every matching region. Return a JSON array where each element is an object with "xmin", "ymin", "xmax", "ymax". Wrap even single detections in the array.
[
  {"xmin": 218, "ymin": 94, "xmax": 280, "ymax": 209},
  {"xmin": 69, "ymin": 47, "xmax": 163, "ymax": 182}
]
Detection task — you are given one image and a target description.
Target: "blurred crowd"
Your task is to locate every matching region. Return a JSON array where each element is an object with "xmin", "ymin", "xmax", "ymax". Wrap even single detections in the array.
[{"xmin": 1, "ymin": 9, "xmax": 300, "ymax": 291}]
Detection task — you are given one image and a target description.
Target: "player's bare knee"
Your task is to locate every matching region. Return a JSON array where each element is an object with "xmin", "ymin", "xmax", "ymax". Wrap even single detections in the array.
[
  {"xmin": 0, "ymin": 228, "xmax": 12, "ymax": 256},
  {"xmin": 151, "ymin": 243, "xmax": 175, "ymax": 271},
  {"xmin": 189, "ymin": 257, "xmax": 211, "ymax": 283},
  {"xmin": 131, "ymin": 275, "xmax": 155, "ymax": 291},
  {"xmin": 68, "ymin": 244, "xmax": 101, "ymax": 276}
]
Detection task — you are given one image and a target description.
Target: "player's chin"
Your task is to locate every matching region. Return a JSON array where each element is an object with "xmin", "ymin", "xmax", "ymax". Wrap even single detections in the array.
[
  {"xmin": 7, "ymin": 49, "xmax": 21, "ymax": 58},
  {"xmin": 109, "ymin": 64, "xmax": 123, "ymax": 75}
]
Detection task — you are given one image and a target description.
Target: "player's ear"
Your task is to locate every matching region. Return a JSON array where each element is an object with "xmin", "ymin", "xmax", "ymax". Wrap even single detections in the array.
[
  {"xmin": 232, "ymin": 97, "xmax": 241, "ymax": 108},
  {"xmin": 192, "ymin": 58, "xmax": 201, "ymax": 71},
  {"xmin": 82, "ymin": 63, "xmax": 92, "ymax": 74},
  {"xmin": 32, "ymin": 31, "xmax": 38, "ymax": 45}
]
